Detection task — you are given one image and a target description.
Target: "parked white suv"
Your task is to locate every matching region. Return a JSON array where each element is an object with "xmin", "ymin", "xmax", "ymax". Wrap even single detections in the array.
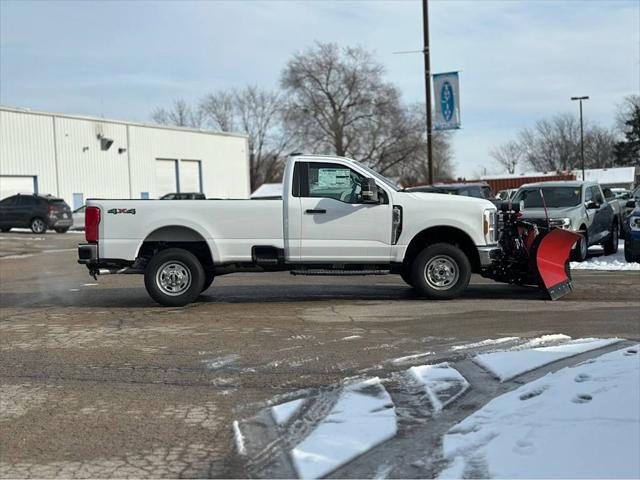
[{"xmin": 78, "ymin": 154, "xmax": 502, "ymax": 306}]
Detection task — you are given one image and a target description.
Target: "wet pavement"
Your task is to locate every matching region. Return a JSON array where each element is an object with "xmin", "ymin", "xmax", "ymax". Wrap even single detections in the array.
[{"xmin": 1, "ymin": 231, "xmax": 638, "ymax": 478}]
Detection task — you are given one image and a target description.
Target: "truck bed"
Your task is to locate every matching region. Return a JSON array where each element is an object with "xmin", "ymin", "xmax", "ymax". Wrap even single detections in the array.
[{"xmin": 87, "ymin": 199, "xmax": 284, "ymax": 263}]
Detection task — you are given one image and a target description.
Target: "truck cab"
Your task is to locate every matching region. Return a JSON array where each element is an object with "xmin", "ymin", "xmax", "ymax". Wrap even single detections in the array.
[{"xmin": 79, "ymin": 154, "xmax": 500, "ymax": 306}]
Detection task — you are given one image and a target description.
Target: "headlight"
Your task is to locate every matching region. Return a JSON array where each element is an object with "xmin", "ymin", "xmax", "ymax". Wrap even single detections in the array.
[
  {"xmin": 484, "ymin": 209, "xmax": 497, "ymax": 244},
  {"xmin": 550, "ymin": 218, "xmax": 571, "ymax": 229},
  {"xmin": 630, "ymin": 216, "xmax": 640, "ymax": 231}
]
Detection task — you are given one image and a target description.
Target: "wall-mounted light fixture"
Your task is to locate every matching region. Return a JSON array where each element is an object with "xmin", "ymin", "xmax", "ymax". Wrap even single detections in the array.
[{"xmin": 96, "ymin": 133, "xmax": 114, "ymax": 151}]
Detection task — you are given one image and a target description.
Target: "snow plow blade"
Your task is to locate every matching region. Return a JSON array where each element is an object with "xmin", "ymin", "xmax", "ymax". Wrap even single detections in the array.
[{"xmin": 534, "ymin": 228, "xmax": 582, "ymax": 300}]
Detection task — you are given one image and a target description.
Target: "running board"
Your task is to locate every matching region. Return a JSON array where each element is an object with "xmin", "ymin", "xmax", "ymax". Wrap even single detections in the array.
[{"xmin": 291, "ymin": 269, "xmax": 390, "ymax": 276}]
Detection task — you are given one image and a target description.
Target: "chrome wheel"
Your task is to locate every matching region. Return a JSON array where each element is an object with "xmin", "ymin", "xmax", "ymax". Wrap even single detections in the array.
[
  {"xmin": 155, "ymin": 261, "xmax": 192, "ymax": 296},
  {"xmin": 31, "ymin": 218, "xmax": 45, "ymax": 233},
  {"xmin": 424, "ymin": 255, "xmax": 459, "ymax": 290}
]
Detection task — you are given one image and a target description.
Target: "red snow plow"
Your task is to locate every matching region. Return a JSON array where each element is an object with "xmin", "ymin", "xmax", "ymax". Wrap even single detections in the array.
[{"xmin": 483, "ymin": 201, "xmax": 582, "ymax": 300}]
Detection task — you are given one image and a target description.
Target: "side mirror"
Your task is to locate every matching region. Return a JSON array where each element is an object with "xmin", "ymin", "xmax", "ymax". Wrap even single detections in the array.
[
  {"xmin": 361, "ymin": 178, "xmax": 379, "ymax": 204},
  {"xmin": 626, "ymin": 199, "xmax": 636, "ymax": 208},
  {"xmin": 585, "ymin": 200, "xmax": 599, "ymax": 210}
]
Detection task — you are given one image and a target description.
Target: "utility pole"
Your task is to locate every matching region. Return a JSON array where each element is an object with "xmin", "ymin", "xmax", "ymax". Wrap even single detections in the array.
[
  {"xmin": 422, "ymin": 0, "xmax": 434, "ymax": 184},
  {"xmin": 571, "ymin": 96, "xmax": 589, "ymax": 180}
]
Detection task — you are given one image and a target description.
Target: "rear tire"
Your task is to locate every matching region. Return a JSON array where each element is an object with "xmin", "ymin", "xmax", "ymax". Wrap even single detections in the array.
[
  {"xmin": 144, "ymin": 248, "xmax": 205, "ymax": 307},
  {"xmin": 1, "ymin": 228, "xmax": 10, "ymax": 232},
  {"xmin": 201, "ymin": 272, "xmax": 215, "ymax": 292},
  {"xmin": 54, "ymin": 228, "xmax": 69, "ymax": 234},
  {"xmin": 603, "ymin": 222, "xmax": 619, "ymax": 255},
  {"xmin": 411, "ymin": 243, "xmax": 471, "ymax": 300},
  {"xmin": 572, "ymin": 232, "xmax": 588, "ymax": 262},
  {"xmin": 30, "ymin": 217, "xmax": 46, "ymax": 234},
  {"xmin": 624, "ymin": 240, "xmax": 638, "ymax": 263}
]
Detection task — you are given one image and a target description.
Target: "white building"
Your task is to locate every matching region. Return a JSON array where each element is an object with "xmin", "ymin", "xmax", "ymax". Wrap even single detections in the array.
[{"xmin": 0, "ymin": 106, "xmax": 250, "ymax": 209}]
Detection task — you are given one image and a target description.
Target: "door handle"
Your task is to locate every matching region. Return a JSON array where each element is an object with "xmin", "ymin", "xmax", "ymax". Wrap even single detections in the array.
[{"xmin": 305, "ymin": 209, "xmax": 326, "ymax": 214}]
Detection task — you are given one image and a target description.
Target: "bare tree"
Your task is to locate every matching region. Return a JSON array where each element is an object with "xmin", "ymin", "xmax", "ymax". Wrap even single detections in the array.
[
  {"xmin": 281, "ymin": 42, "xmax": 452, "ymax": 181},
  {"xmin": 490, "ymin": 113, "xmax": 617, "ymax": 173},
  {"xmin": 151, "ymin": 98, "xmax": 203, "ymax": 128},
  {"xmin": 490, "ymin": 140, "xmax": 522, "ymax": 174},
  {"xmin": 199, "ymin": 87, "xmax": 293, "ymax": 189}
]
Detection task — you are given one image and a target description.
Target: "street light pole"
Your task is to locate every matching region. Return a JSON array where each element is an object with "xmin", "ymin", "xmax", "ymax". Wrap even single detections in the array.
[
  {"xmin": 422, "ymin": 0, "xmax": 434, "ymax": 184},
  {"xmin": 571, "ymin": 96, "xmax": 589, "ymax": 180}
]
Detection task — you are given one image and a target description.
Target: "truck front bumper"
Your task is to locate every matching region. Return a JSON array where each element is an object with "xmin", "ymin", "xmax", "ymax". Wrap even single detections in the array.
[{"xmin": 477, "ymin": 245, "xmax": 501, "ymax": 267}]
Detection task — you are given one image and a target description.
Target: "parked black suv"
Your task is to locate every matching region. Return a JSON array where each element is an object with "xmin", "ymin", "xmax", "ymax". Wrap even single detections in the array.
[
  {"xmin": 160, "ymin": 192, "xmax": 206, "ymax": 200},
  {"xmin": 0, "ymin": 194, "xmax": 73, "ymax": 233}
]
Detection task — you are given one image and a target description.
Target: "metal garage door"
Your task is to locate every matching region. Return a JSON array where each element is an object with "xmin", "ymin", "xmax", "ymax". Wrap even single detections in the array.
[
  {"xmin": 0, "ymin": 176, "xmax": 36, "ymax": 200},
  {"xmin": 155, "ymin": 159, "xmax": 178, "ymax": 197},
  {"xmin": 180, "ymin": 160, "xmax": 201, "ymax": 193}
]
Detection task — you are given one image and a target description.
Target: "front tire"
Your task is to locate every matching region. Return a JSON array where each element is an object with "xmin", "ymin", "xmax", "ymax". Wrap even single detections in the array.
[
  {"xmin": 603, "ymin": 222, "xmax": 619, "ymax": 255},
  {"xmin": 411, "ymin": 243, "xmax": 471, "ymax": 300},
  {"xmin": 400, "ymin": 268, "xmax": 415, "ymax": 288},
  {"xmin": 144, "ymin": 248, "xmax": 205, "ymax": 307},
  {"xmin": 30, "ymin": 217, "xmax": 46, "ymax": 234},
  {"xmin": 572, "ymin": 232, "xmax": 588, "ymax": 262},
  {"xmin": 1, "ymin": 228, "xmax": 10, "ymax": 232}
]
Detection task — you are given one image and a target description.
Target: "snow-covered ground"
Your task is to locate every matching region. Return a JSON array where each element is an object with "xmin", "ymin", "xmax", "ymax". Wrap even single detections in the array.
[
  {"xmin": 439, "ymin": 345, "xmax": 640, "ymax": 479},
  {"xmin": 237, "ymin": 336, "xmax": 637, "ymax": 479},
  {"xmin": 475, "ymin": 336, "xmax": 620, "ymax": 381},
  {"xmin": 571, "ymin": 240, "xmax": 639, "ymax": 271},
  {"xmin": 290, "ymin": 378, "xmax": 397, "ymax": 479},
  {"xmin": 409, "ymin": 363, "xmax": 469, "ymax": 413},
  {"xmin": 271, "ymin": 398, "xmax": 304, "ymax": 426}
]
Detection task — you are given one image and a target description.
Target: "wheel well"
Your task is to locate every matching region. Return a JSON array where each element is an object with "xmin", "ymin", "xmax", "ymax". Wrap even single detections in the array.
[
  {"xmin": 403, "ymin": 226, "xmax": 481, "ymax": 273},
  {"xmin": 138, "ymin": 226, "xmax": 214, "ymax": 270}
]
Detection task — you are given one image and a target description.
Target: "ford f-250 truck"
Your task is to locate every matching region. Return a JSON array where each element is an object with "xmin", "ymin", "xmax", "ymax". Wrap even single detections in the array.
[{"xmin": 78, "ymin": 154, "xmax": 577, "ymax": 306}]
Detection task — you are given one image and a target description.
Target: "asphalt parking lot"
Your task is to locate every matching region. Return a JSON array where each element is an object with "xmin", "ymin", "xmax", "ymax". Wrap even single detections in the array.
[{"xmin": 1, "ymin": 231, "xmax": 639, "ymax": 478}]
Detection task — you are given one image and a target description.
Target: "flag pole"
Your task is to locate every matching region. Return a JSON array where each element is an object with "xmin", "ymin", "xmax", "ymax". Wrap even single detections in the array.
[{"xmin": 422, "ymin": 0, "xmax": 434, "ymax": 184}]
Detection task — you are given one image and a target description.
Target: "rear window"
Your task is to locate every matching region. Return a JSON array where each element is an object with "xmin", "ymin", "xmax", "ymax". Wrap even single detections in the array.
[
  {"xmin": 47, "ymin": 199, "xmax": 68, "ymax": 208},
  {"xmin": 514, "ymin": 187, "xmax": 582, "ymax": 208}
]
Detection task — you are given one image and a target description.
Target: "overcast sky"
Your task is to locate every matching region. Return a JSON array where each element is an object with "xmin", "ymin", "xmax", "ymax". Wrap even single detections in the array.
[{"xmin": 1, "ymin": 0, "xmax": 638, "ymax": 177}]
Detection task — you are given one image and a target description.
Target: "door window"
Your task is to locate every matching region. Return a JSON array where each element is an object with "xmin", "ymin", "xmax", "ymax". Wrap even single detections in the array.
[
  {"xmin": 0, "ymin": 196, "xmax": 17, "ymax": 206},
  {"xmin": 306, "ymin": 163, "xmax": 367, "ymax": 204},
  {"xmin": 584, "ymin": 187, "xmax": 594, "ymax": 203},
  {"xmin": 16, "ymin": 196, "xmax": 35, "ymax": 206},
  {"xmin": 593, "ymin": 187, "xmax": 604, "ymax": 204}
]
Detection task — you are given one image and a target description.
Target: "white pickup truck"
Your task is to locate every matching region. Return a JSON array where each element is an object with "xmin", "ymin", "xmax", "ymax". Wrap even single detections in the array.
[{"xmin": 78, "ymin": 154, "xmax": 501, "ymax": 306}]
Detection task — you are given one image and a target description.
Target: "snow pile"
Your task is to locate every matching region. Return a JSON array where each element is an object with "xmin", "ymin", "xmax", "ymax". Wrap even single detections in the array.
[
  {"xmin": 451, "ymin": 337, "xmax": 520, "ymax": 351},
  {"xmin": 475, "ymin": 336, "xmax": 620, "ymax": 381},
  {"xmin": 409, "ymin": 363, "xmax": 469, "ymax": 413},
  {"xmin": 232, "ymin": 420, "xmax": 246, "ymax": 455},
  {"xmin": 439, "ymin": 345, "xmax": 640, "ymax": 479},
  {"xmin": 391, "ymin": 352, "xmax": 433, "ymax": 365},
  {"xmin": 271, "ymin": 398, "xmax": 304, "ymax": 426},
  {"xmin": 290, "ymin": 378, "xmax": 397, "ymax": 479},
  {"xmin": 571, "ymin": 241, "xmax": 639, "ymax": 271}
]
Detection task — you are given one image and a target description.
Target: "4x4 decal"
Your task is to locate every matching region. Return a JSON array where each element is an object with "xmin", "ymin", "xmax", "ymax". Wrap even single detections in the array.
[{"xmin": 107, "ymin": 208, "xmax": 136, "ymax": 215}]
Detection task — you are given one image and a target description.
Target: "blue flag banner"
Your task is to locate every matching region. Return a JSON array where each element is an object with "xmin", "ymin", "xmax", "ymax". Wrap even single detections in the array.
[{"xmin": 433, "ymin": 71, "xmax": 461, "ymax": 130}]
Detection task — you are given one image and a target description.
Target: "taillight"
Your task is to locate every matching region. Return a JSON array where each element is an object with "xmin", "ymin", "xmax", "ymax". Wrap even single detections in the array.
[{"xmin": 85, "ymin": 207, "xmax": 100, "ymax": 243}]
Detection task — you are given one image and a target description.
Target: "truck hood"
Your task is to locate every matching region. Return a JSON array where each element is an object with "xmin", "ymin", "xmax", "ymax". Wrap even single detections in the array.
[
  {"xmin": 400, "ymin": 191, "xmax": 496, "ymax": 210},
  {"xmin": 519, "ymin": 206, "xmax": 580, "ymax": 219}
]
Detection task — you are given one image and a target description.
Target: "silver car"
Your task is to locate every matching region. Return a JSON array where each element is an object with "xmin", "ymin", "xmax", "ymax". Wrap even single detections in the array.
[
  {"xmin": 513, "ymin": 181, "xmax": 617, "ymax": 262},
  {"xmin": 71, "ymin": 205, "xmax": 85, "ymax": 230}
]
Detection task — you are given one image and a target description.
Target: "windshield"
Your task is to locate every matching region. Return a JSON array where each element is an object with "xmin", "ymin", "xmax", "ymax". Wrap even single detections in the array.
[
  {"xmin": 349, "ymin": 160, "xmax": 399, "ymax": 191},
  {"xmin": 513, "ymin": 187, "xmax": 582, "ymax": 208}
]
